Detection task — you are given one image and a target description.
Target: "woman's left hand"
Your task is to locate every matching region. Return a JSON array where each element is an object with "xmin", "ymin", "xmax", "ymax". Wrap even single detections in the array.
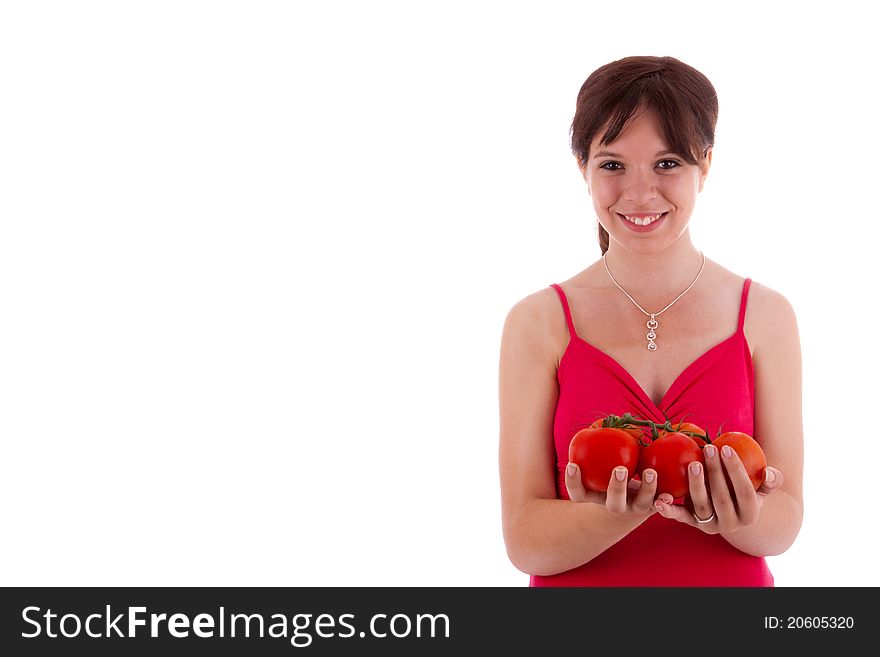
[{"xmin": 652, "ymin": 443, "xmax": 784, "ymax": 533}]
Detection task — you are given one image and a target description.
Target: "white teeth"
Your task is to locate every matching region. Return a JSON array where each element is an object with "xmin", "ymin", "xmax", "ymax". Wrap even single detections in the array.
[{"xmin": 622, "ymin": 213, "xmax": 663, "ymax": 226}]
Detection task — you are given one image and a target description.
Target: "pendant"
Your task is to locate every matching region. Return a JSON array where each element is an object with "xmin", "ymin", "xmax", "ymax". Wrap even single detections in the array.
[{"xmin": 646, "ymin": 314, "xmax": 658, "ymax": 351}]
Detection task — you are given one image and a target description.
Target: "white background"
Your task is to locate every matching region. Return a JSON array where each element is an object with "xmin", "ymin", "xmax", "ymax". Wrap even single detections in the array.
[{"xmin": 1, "ymin": 1, "xmax": 877, "ymax": 587}]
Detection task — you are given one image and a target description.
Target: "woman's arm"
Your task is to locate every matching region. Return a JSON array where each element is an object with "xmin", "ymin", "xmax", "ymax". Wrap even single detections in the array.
[
  {"xmin": 719, "ymin": 284, "xmax": 804, "ymax": 555},
  {"xmin": 498, "ymin": 290, "xmax": 651, "ymax": 577}
]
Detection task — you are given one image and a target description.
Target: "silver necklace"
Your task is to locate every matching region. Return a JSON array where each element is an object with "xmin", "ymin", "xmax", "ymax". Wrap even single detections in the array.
[{"xmin": 602, "ymin": 252, "xmax": 706, "ymax": 351}]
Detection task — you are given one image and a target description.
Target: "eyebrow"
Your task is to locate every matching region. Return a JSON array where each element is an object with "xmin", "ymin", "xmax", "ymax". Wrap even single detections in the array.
[{"xmin": 593, "ymin": 150, "xmax": 678, "ymax": 159}]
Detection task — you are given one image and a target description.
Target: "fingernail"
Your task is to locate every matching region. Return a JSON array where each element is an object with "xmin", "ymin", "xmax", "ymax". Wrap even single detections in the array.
[
  {"xmin": 567, "ymin": 463, "xmax": 577, "ymax": 477},
  {"xmin": 704, "ymin": 445, "xmax": 716, "ymax": 458},
  {"xmin": 721, "ymin": 445, "xmax": 733, "ymax": 458},
  {"xmin": 644, "ymin": 471, "xmax": 655, "ymax": 484},
  {"xmin": 689, "ymin": 462, "xmax": 701, "ymax": 476},
  {"xmin": 614, "ymin": 467, "xmax": 627, "ymax": 481},
  {"xmin": 765, "ymin": 468, "xmax": 776, "ymax": 483}
]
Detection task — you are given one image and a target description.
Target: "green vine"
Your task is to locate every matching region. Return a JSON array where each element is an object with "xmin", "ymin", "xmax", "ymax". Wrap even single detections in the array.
[{"xmin": 598, "ymin": 412, "xmax": 713, "ymax": 445}]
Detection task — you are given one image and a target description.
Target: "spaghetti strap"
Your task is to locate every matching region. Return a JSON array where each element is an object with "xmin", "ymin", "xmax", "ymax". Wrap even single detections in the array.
[
  {"xmin": 737, "ymin": 278, "xmax": 752, "ymax": 333},
  {"xmin": 549, "ymin": 283, "xmax": 578, "ymax": 340}
]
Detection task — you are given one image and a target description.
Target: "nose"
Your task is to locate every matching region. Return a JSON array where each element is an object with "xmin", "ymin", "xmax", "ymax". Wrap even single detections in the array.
[{"xmin": 623, "ymin": 169, "xmax": 658, "ymax": 205}]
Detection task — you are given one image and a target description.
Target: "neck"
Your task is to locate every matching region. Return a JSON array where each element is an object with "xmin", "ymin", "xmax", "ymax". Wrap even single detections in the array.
[{"xmin": 602, "ymin": 238, "xmax": 705, "ymax": 299}]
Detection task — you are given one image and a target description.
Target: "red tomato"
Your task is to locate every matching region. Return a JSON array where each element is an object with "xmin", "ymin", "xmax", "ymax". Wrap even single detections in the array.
[
  {"xmin": 638, "ymin": 431, "xmax": 704, "ymax": 499},
  {"xmin": 568, "ymin": 427, "xmax": 641, "ymax": 492},
  {"xmin": 712, "ymin": 431, "xmax": 767, "ymax": 490}
]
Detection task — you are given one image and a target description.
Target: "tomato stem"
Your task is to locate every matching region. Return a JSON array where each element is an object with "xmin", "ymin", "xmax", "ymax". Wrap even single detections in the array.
[
  {"xmin": 678, "ymin": 430, "xmax": 710, "ymax": 443},
  {"xmin": 614, "ymin": 413, "xmax": 655, "ymax": 429},
  {"xmin": 601, "ymin": 412, "xmax": 712, "ymax": 444}
]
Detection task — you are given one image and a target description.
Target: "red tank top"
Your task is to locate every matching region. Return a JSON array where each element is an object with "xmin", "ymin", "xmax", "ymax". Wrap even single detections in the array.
[{"xmin": 531, "ymin": 278, "xmax": 773, "ymax": 587}]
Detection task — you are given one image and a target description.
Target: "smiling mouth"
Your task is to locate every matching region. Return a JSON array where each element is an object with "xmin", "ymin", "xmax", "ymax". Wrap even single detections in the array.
[{"xmin": 618, "ymin": 212, "xmax": 667, "ymax": 226}]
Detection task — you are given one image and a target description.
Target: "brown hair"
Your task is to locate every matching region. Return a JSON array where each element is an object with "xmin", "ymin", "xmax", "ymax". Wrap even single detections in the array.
[{"xmin": 570, "ymin": 56, "xmax": 719, "ymax": 254}]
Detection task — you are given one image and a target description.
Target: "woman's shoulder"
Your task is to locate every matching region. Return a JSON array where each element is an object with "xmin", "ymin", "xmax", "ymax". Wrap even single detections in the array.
[
  {"xmin": 741, "ymin": 274, "xmax": 798, "ymax": 333},
  {"xmin": 504, "ymin": 267, "xmax": 607, "ymax": 321},
  {"xmin": 503, "ymin": 284, "xmax": 568, "ymax": 335},
  {"xmin": 501, "ymin": 284, "xmax": 571, "ymax": 362},
  {"xmin": 708, "ymin": 261, "xmax": 796, "ymax": 318},
  {"xmin": 746, "ymin": 278, "xmax": 796, "ymax": 313},
  {"xmin": 740, "ymin": 276, "xmax": 800, "ymax": 362}
]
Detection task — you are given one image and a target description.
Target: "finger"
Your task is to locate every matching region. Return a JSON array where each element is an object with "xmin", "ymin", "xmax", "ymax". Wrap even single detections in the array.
[
  {"xmin": 564, "ymin": 463, "xmax": 604, "ymax": 504},
  {"xmin": 703, "ymin": 444, "xmax": 737, "ymax": 528},
  {"xmin": 631, "ymin": 469, "xmax": 658, "ymax": 513},
  {"xmin": 565, "ymin": 463, "xmax": 588, "ymax": 502},
  {"xmin": 687, "ymin": 460, "xmax": 714, "ymax": 524},
  {"xmin": 756, "ymin": 466, "xmax": 784, "ymax": 496},
  {"xmin": 653, "ymin": 498, "xmax": 696, "ymax": 525},
  {"xmin": 719, "ymin": 444, "xmax": 760, "ymax": 525},
  {"xmin": 605, "ymin": 466, "xmax": 629, "ymax": 514}
]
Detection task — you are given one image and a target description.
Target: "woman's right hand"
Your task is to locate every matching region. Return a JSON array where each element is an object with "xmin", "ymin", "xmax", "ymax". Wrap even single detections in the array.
[{"xmin": 565, "ymin": 463, "xmax": 673, "ymax": 515}]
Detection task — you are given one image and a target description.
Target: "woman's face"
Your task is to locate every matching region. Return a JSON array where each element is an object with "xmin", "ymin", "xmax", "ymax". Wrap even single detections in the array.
[{"xmin": 581, "ymin": 107, "xmax": 711, "ymax": 253}]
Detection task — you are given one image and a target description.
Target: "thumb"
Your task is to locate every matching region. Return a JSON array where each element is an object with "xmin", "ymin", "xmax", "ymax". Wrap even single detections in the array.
[
  {"xmin": 565, "ymin": 463, "xmax": 602, "ymax": 503},
  {"xmin": 757, "ymin": 466, "xmax": 783, "ymax": 495}
]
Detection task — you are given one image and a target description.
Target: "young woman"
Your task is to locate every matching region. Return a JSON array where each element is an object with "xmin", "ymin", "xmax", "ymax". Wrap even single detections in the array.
[{"xmin": 498, "ymin": 56, "xmax": 803, "ymax": 586}]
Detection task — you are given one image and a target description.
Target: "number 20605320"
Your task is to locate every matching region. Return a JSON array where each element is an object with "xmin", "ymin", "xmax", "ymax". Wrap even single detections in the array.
[{"xmin": 764, "ymin": 616, "xmax": 854, "ymax": 629}]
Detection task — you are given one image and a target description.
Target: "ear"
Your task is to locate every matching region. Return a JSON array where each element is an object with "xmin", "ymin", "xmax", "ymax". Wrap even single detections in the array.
[{"xmin": 697, "ymin": 147, "xmax": 713, "ymax": 193}]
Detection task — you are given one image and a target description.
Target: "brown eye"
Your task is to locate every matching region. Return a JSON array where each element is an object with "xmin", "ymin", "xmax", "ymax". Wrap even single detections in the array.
[
  {"xmin": 599, "ymin": 161, "xmax": 622, "ymax": 171},
  {"xmin": 658, "ymin": 159, "xmax": 680, "ymax": 169}
]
